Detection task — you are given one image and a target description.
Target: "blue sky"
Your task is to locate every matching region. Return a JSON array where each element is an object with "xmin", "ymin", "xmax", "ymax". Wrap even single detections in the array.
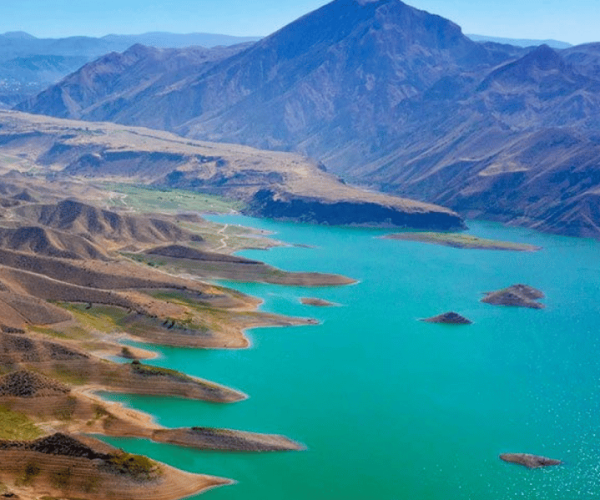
[{"xmin": 1, "ymin": 0, "xmax": 597, "ymax": 45}]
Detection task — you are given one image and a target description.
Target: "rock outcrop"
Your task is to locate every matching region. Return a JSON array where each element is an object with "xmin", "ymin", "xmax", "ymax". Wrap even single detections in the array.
[
  {"xmin": 482, "ymin": 284, "xmax": 545, "ymax": 309},
  {"xmin": 421, "ymin": 312, "xmax": 472, "ymax": 325},
  {"xmin": 500, "ymin": 453, "xmax": 562, "ymax": 469}
]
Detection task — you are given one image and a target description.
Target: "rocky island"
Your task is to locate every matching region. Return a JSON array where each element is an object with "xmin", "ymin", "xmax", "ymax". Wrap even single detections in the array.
[
  {"xmin": 300, "ymin": 298, "xmax": 337, "ymax": 307},
  {"xmin": 384, "ymin": 232, "xmax": 541, "ymax": 252},
  {"xmin": 482, "ymin": 284, "xmax": 545, "ymax": 309},
  {"xmin": 500, "ymin": 453, "xmax": 562, "ymax": 469},
  {"xmin": 421, "ymin": 312, "xmax": 472, "ymax": 325}
]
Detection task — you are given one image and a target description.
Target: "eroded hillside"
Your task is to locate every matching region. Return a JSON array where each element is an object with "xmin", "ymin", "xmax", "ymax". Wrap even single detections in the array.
[
  {"xmin": 0, "ymin": 171, "xmax": 353, "ymax": 499},
  {"xmin": 0, "ymin": 110, "xmax": 463, "ymax": 229}
]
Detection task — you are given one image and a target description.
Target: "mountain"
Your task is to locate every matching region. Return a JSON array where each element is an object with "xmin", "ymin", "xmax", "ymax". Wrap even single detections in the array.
[
  {"xmin": 20, "ymin": 43, "xmax": 253, "ymax": 121},
  {"xmin": 20, "ymin": 0, "xmax": 514, "ymax": 145},
  {"xmin": 100, "ymin": 32, "xmax": 261, "ymax": 49},
  {"xmin": 18, "ymin": 0, "xmax": 600, "ymax": 238},
  {"xmin": 0, "ymin": 31, "xmax": 260, "ymax": 105},
  {"xmin": 467, "ymin": 34, "xmax": 572, "ymax": 49}
]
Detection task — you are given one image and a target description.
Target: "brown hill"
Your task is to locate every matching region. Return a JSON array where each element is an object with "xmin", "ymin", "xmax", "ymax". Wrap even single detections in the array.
[
  {"xmin": 17, "ymin": 199, "xmax": 200, "ymax": 246},
  {"xmin": 0, "ymin": 288, "xmax": 72, "ymax": 326},
  {"xmin": 0, "ymin": 369, "xmax": 70, "ymax": 397},
  {"xmin": 0, "ymin": 225, "xmax": 108, "ymax": 259},
  {"xmin": 0, "ymin": 434, "xmax": 228, "ymax": 500},
  {"xmin": 0, "ymin": 332, "xmax": 244, "ymax": 403},
  {"xmin": 0, "ymin": 111, "xmax": 463, "ymax": 229},
  {"xmin": 146, "ymin": 244, "xmax": 356, "ymax": 286}
]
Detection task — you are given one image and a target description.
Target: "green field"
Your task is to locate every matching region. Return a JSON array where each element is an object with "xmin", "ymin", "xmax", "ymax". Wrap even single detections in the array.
[{"xmin": 103, "ymin": 183, "xmax": 245, "ymax": 214}]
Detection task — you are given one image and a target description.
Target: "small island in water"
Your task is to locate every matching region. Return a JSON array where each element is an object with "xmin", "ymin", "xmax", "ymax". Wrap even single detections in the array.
[
  {"xmin": 500, "ymin": 453, "xmax": 562, "ymax": 469},
  {"xmin": 384, "ymin": 232, "xmax": 541, "ymax": 252},
  {"xmin": 482, "ymin": 284, "xmax": 545, "ymax": 309},
  {"xmin": 421, "ymin": 312, "xmax": 472, "ymax": 325},
  {"xmin": 300, "ymin": 298, "xmax": 337, "ymax": 307}
]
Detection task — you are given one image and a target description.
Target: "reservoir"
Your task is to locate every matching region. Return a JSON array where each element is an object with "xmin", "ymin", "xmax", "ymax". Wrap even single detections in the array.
[{"xmin": 101, "ymin": 216, "xmax": 600, "ymax": 499}]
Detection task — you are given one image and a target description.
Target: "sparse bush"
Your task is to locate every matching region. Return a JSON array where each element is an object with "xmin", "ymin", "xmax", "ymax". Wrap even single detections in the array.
[
  {"xmin": 107, "ymin": 451, "xmax": 159, "ymax": 480},
  {"xmin": 82, "ymin": 475, "xmax": 101, "ymax": 493},
  {"xmin": 50, "ymin": 467, "xmax": 72, "ymax": 489},
  {"xmin": 120, "ymin": 346, "xmax": 136, "ymax": 359},
  {"xmin": 17, "ymin": 461, "xmax": 41, "ymax": 485},
  {"xmin": 130, "ymin": 361, "xmax": 190, "ymax": 381},
  {"xmin": 53, "ymin": 395, "xmax": 77, "ymax": 421}
]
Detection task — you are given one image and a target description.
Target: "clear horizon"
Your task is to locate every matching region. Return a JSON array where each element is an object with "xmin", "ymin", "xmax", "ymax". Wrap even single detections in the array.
[{"xmin": 0, "ymin": 0, "xmax": 597, "ymax": 45}]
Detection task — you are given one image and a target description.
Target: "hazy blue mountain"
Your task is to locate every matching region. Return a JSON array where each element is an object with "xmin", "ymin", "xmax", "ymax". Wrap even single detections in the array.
[
  {"xmin": 467, "ymin": 34, "xmax": 572, "ymax": 49},
  {"xmin": 0, "ymin": 31, "xmax": 259, "ymax": 105},
  {"xmin": 101, "ymin": 32, "xmax": 260, "ymax": 49},
  {"xmin": 18, "ymin": 0, "xmax": 600, "ymax": 237}
]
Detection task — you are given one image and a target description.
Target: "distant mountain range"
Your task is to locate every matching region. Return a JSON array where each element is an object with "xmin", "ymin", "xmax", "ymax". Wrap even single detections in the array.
[
  {"xmin": 0, "ymin": 31, "xmax": 260, "ymax": 105},
  {"xmin": 15, "ymin": 0, "xmax": 600, "ymax": 238},
  {"xmin": 467, "ymin": 34, "xmax": 572, "ymax": 49}
]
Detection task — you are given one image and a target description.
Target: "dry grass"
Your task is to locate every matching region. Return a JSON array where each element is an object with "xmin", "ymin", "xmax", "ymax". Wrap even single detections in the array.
[{"xmin": 0, "ymin": 406, "xmax": 43, "ymax": 440}]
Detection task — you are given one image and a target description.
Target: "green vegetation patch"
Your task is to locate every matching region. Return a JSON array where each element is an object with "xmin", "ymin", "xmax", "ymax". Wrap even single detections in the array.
[
  {"xmin": 384, "ymin": 232, "xmax": 541, "ymax": 252},
  {"xmin": 107, "ymin": 451, "xmax": 160, "ymax": 480},
  {"xmin": 58, "ymin": 303, "xmax": 130, "ymax": 334},
  {"xmin": 0, "ymin": 405, "xmax": 43, "ymax": 440},
  {"xmin": 130, "ymin": 360, "xmax": 192, "ymax": 382},
  {"xmin": 16, "ymin": 461, "xmax": 42, "ymax": 486},
  {"xmin": 49, "ymin": 467, "xmax": 72, "ymax": 489},
  {"xmin": 51, "ymin": 365, "xmax": 90, "ymax": 386},
  {"xmin": 103, "ymin": 183, "xmax": 244, "ymax": 214}
]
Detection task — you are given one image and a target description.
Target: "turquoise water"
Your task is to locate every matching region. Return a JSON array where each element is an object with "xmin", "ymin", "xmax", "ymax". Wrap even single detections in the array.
[{"xmin": 101, "ymin": 217, "xmax": 600, "ymax": 499}]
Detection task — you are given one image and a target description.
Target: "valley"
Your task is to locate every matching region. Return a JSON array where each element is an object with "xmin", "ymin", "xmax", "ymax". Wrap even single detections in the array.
[{"xmin": 0, "ymin": 0, "xmax": 599, "ymax": 499}]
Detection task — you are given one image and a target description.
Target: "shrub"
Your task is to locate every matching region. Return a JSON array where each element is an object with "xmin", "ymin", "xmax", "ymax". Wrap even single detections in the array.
[{"xmin": 107, "ymin": 451, "xmax": 159, "ymax": 480}]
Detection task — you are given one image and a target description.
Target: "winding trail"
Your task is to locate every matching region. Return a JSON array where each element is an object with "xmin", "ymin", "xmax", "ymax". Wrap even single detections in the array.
[{"xmin": 214, "ymin": 224, "xmax": 230, "ymax": 251}]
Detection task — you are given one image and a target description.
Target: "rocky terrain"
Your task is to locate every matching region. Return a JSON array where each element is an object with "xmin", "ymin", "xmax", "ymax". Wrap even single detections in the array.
[
  {"xmin": 0, "ymin": 433, "xmax": 229, "ymax": 500},
  {"xmin": 145, "ymin": 244, "xmax": 355, "ymax": 285},
  {"xmin": 422, "ymin": 312, "xmax": 472, "ymax": 325},
  {"xmin": 481, "ymin": 284, "xmax": 545, "ymax": 309},
  {"xmin": 500, "ymin": 453, "xmax": 562, "ymax": 469},
  {"xmin": 0, "ymin": 110, "xmax": 463, "ymax": 229},
  {"xmin": 0, "ymin": 168, "xmax": 363, "ymax": 498},
  {"xmin": 18, "ymin": 0, "xmax": 600, "ymax": 238}
]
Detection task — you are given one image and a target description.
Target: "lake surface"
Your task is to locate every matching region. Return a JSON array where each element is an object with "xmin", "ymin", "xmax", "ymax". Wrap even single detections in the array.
[{"xmin": 101, "ymin": 216, "xmax": 600, "ymax": 499}]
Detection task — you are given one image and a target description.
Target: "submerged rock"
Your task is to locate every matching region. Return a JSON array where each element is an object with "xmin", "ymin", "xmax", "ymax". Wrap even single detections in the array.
[
  {"xmin": 500, "ymin": 453, "xmax": 562, "ymax": 469},
  {"xmin": 482, "ymin": 284, "xmax": 545, "ymax": 309},
  {"xmin": 422, "ymin": 311, "xmax": 472, "ymax": 325},
  {"xmin": 300, "ymin": 298, "xmax": 336, "ymax": 307}
]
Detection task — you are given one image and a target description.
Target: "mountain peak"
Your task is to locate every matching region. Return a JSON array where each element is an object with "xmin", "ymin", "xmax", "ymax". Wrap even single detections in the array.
[
  {"xmin": 2, "ymin": 31, "xmax": 36, "ymax": 40},
  {"xmin": 522, "ymin": 43, "xmax": 562, "ymax": 69},
  {"xmin": 354, "ymin": 0, "xmax": 390, "ymax": 4}
]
